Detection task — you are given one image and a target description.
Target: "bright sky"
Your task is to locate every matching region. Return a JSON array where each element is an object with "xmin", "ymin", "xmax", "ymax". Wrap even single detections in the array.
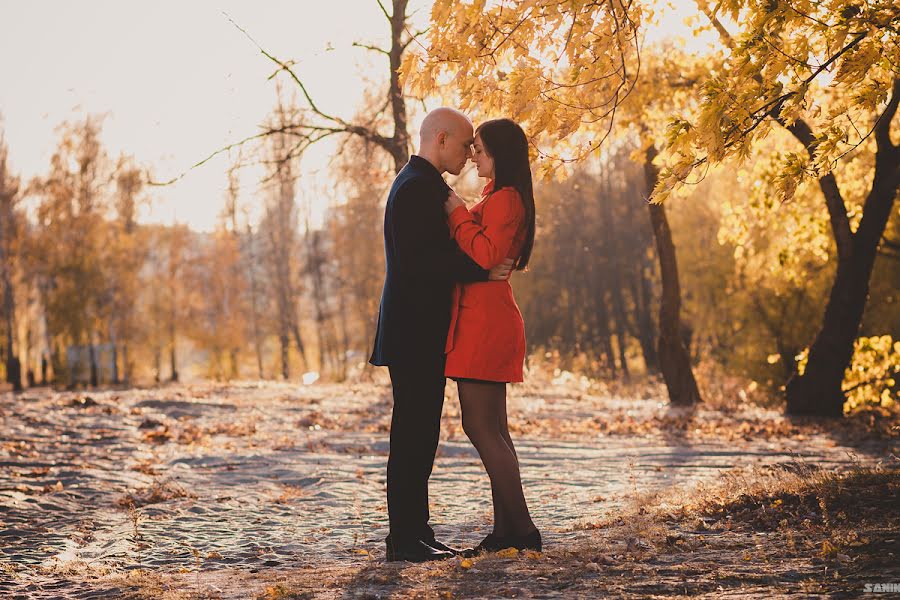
[{"xmin": 0, "ymin": 1, "xmax": 711, "ymax": 232}]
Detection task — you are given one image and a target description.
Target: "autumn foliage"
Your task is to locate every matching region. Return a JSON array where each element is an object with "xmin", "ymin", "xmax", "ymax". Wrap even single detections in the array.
[{"xmin": 0, "ymin": 0, "xmax": 897, "ymax": 417}]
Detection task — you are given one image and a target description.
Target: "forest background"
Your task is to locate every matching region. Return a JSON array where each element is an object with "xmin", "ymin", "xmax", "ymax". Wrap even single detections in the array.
[{"xmin": 0, "ymin": 0, "xmax": 898, "ymax": 419}]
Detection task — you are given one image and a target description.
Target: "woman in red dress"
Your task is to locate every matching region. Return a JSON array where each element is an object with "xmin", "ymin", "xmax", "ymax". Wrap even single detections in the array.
[{"xmin": 443, "ymin": 118, "xmax": 540, "ymax": 553}]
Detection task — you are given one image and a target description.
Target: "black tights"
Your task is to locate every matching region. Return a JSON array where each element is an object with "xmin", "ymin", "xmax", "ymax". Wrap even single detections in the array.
[{"xmin": 458, "ymin": 380, "xmax": 535, "ymax": 537}]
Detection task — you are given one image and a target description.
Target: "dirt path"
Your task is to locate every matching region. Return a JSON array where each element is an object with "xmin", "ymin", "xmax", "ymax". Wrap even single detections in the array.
[{"xmin": 0, "ymin": 380, "xmax": 895, "ymax": 598}]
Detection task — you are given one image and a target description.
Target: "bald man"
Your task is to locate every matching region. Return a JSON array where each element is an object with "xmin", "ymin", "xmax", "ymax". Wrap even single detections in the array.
[{"xmin": 370, "ymin": 108, "xmax": 514, "ymax": 562}]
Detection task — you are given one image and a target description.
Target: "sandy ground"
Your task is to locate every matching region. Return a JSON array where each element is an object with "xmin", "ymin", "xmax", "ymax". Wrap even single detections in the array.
[{"xmin": 0, "ymin": 378, "xmax": 896, "ymax": 599}]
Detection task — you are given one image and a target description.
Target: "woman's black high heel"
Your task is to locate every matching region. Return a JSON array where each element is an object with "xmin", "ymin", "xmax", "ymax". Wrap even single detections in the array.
[
  {"xmin": 502, "ymin": 528, "xmax": 542, "ymax": 552},
  {"xmin": 461, "ymin": 532, "xmax": 505, "ymax": 557},
  {"xmin": 462, "ymin": 528, "xmax": 542, "ymax": 556}
]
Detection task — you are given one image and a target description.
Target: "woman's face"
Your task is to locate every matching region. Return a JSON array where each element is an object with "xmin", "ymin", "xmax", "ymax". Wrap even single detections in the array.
[{"xmin": 473, "ymin": 134, "xmax": 495, "ymax": 180}]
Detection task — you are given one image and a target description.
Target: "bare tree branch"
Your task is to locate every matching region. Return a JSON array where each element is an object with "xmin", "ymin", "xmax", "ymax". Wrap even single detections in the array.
[
  {"xmin": 376, "ymin": 0, "xmax": 392, "ymax": 23},
  {"xmin": 401, "ymin": 27, "xmax": 430, "ymax": 52},
  {"xmin": 152, "ymin": 10, "xmax": 412, "ymax": 186},
  {"xmin": 148, "ymin": 128, "xmax": 289, "ymax": 186},
  {"xmin": 223, "ymin": 11, "xmax": 344, "ymax": 124},
  {"xmin": 353, "ymin": 42, "xmax": 390, "ymax": 56}
]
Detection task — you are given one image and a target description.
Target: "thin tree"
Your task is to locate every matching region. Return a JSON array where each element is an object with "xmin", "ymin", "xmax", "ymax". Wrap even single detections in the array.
[
  {"xmin": 260, "ymin": 89, "xmax": 309, "ymax": 379},
  {"xmin": 0, "ymin": 130, "xmax": 22, "ymax": 390}
]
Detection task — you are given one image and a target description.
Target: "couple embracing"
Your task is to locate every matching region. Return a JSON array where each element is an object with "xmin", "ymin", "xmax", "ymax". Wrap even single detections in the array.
[{"xmin": 370, "ymin": 108, "xmax": 540, "ymax": 562}]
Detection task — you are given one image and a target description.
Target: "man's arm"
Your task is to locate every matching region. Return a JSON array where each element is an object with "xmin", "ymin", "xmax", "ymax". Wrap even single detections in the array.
[
  {"xmin": 447, "ymin": 244, "xmax": 490, "ymax": 283},
  {"xmin": 448, "ymin": 245, "xmax": 515, "ymax": 282},
  {"xmin": 392, "ymin": 179, "xmax": 489, "ymax": 283}
]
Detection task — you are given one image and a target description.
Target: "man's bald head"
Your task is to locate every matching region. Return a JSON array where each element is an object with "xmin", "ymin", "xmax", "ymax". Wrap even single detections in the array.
[
  {"xmin": 417, "ymin": 108, "xmax": 474, "ymax": 176},
  {"xmin": 420, "ymin": 107, "xmax": 472, "ymax": 145}
]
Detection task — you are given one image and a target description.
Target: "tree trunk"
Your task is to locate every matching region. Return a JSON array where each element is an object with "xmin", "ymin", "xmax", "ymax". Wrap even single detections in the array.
[
  {"xmin": 167, "ymin": 231, "xmax": 180, "ymax": 383},
  {"xmin": 122, "ymin": 344, "xmax": 130, "ymax": 385},
  {"xmin": 6, "ymin": 354, "xmax": 21, "ymax": 391},
  {"xmin": 279, "ymin": 330, "xmax": 290, "ymax": 380},
  {"xmin": 644, "ymin": 145, "xmax": 701, "ymax": 406},
  {"xmin": 153, "ymin": 344, "xmax": 162, "ymax": 384},
  {"xmin": 89, "ymin": 339, "xmax": 99, "ymax": 387},
  {"xmin": 169, "ymin": 322, "xmax": 178, "ymax": 383},
  {"xmin": 609, "ymin": 279, "xmax": 632, "ymax": 378},
  {"xmin": 631, "ymin": 268, "xmax": 659, "ymax": 373},
  {"xmin": 290, "ymin": 320, "xmax": 308, "ymax": 373},
  {"xmin": 386, "ymin": 0, "xmax": 411, "ymax": 173},
  {"xmin": 0, "ymin": 213, "xmax": 21, "ymax": 391},
  {"xmin": 785, "ymin": 211, "xmax": 892, "ymax": 415},
  {"xmin": 306, "ymin": 225, "xmax": 331, "ymax": 375},
  {"xmin": 0, "ymin": 135, "xmax": 21, "ymax": 391},
  {"xmin": 785, "ymin": 157, "xmax": 899, "ymax": 415},
  {"xmin": 595, "ymin": 283, "xmax": 617, "ymax": 377},
  {"xmin": 2, "ymin": 294, "xmax": 21, "ymax": 391},
  {"xmin": 337, "ymin": 281, "xmax": 351, "ymax": 381},
  {"xmin": 785, "ymin": 78, "xmax": 899, "ymax": 416},
  {"xmin": 48, "ymin": 344, "xmax": 60, "ymax": 386},
  {"xmin": 229, "ymin": 348, "xmax": 239, "ymax": 380},
  {"xmin": 601, "ymin": 163, "xmax": 631, "ymax": 378},
  {"xmin": 109, "ymin": 323, "xmax": 119, "ymax": 384},
  {"xmin": 245, "ymin": 222, "xmax": 265, "ymax": 379},
  {"xmin": 615, "ymin": 332, "xmax": 630, "ymax": 379},
  {"xmin": 111, "ymin": 343, "xmax": 119, "ymax": 385}
]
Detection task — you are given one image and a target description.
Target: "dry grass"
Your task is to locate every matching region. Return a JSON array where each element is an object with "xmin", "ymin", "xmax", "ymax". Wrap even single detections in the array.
[{"xmin": 116, "ymin": 479, "xmax": 197, "ymax": 509}]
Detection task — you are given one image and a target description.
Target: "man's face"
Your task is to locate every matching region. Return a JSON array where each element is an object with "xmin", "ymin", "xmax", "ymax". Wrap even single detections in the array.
[{"xmin": 442, "ymin": 121, "xmax": 474, "ymax": 176}]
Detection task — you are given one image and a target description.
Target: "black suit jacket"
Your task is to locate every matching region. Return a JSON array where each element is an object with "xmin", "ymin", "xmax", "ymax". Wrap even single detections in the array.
[{"xmin": 369, "ymin": 156, "xmax": 488, "ymax": 366}]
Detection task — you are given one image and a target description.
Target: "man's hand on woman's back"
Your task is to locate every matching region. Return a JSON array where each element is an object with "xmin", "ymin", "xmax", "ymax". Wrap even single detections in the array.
[{"xmin": 489, "ymin": 259, "xmax": 515, "ymax": 281}]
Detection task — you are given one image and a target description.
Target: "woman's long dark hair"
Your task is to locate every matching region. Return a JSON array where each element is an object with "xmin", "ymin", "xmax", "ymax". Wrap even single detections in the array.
[{"xmin": 475, "ymin": 118, "xmax": 536, "ymax": 271}]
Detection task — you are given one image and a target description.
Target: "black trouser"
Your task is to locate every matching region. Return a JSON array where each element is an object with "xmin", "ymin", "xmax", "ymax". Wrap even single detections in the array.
[{"xmin": 385, "ymin": 355, "xmax": 446, "ymax": 545}]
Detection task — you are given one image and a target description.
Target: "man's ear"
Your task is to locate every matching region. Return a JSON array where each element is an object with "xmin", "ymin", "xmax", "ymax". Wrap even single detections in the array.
[{"xmin": 436, "ymin": 130, "xmax": 447, "ymax": 147}]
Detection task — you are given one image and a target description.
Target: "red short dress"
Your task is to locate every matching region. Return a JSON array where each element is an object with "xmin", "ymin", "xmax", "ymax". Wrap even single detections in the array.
[{"xmin": 445, "ymin": 182, "xmax": 527, "ymax": 383}]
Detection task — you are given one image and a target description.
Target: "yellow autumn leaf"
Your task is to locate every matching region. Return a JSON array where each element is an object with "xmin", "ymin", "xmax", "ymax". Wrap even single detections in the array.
[{"xmin": 821, "ymin": 540, "xmax": 838, "ymax": 559}]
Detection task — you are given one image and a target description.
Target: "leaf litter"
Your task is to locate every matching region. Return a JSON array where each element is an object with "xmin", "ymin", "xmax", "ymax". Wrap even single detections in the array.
[{"xmin": 0, "ymin": 379, "xmax": 896, "ymax": 598}]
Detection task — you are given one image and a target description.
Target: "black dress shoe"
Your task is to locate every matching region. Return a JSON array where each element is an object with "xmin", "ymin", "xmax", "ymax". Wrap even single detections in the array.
[
  {"xmin": 424, "ymin": 538, "xmax": 460, "ymax": 555},
  {"xmin": 385, "ymin": 539, "xmax": 454, "ymax": 563}
]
